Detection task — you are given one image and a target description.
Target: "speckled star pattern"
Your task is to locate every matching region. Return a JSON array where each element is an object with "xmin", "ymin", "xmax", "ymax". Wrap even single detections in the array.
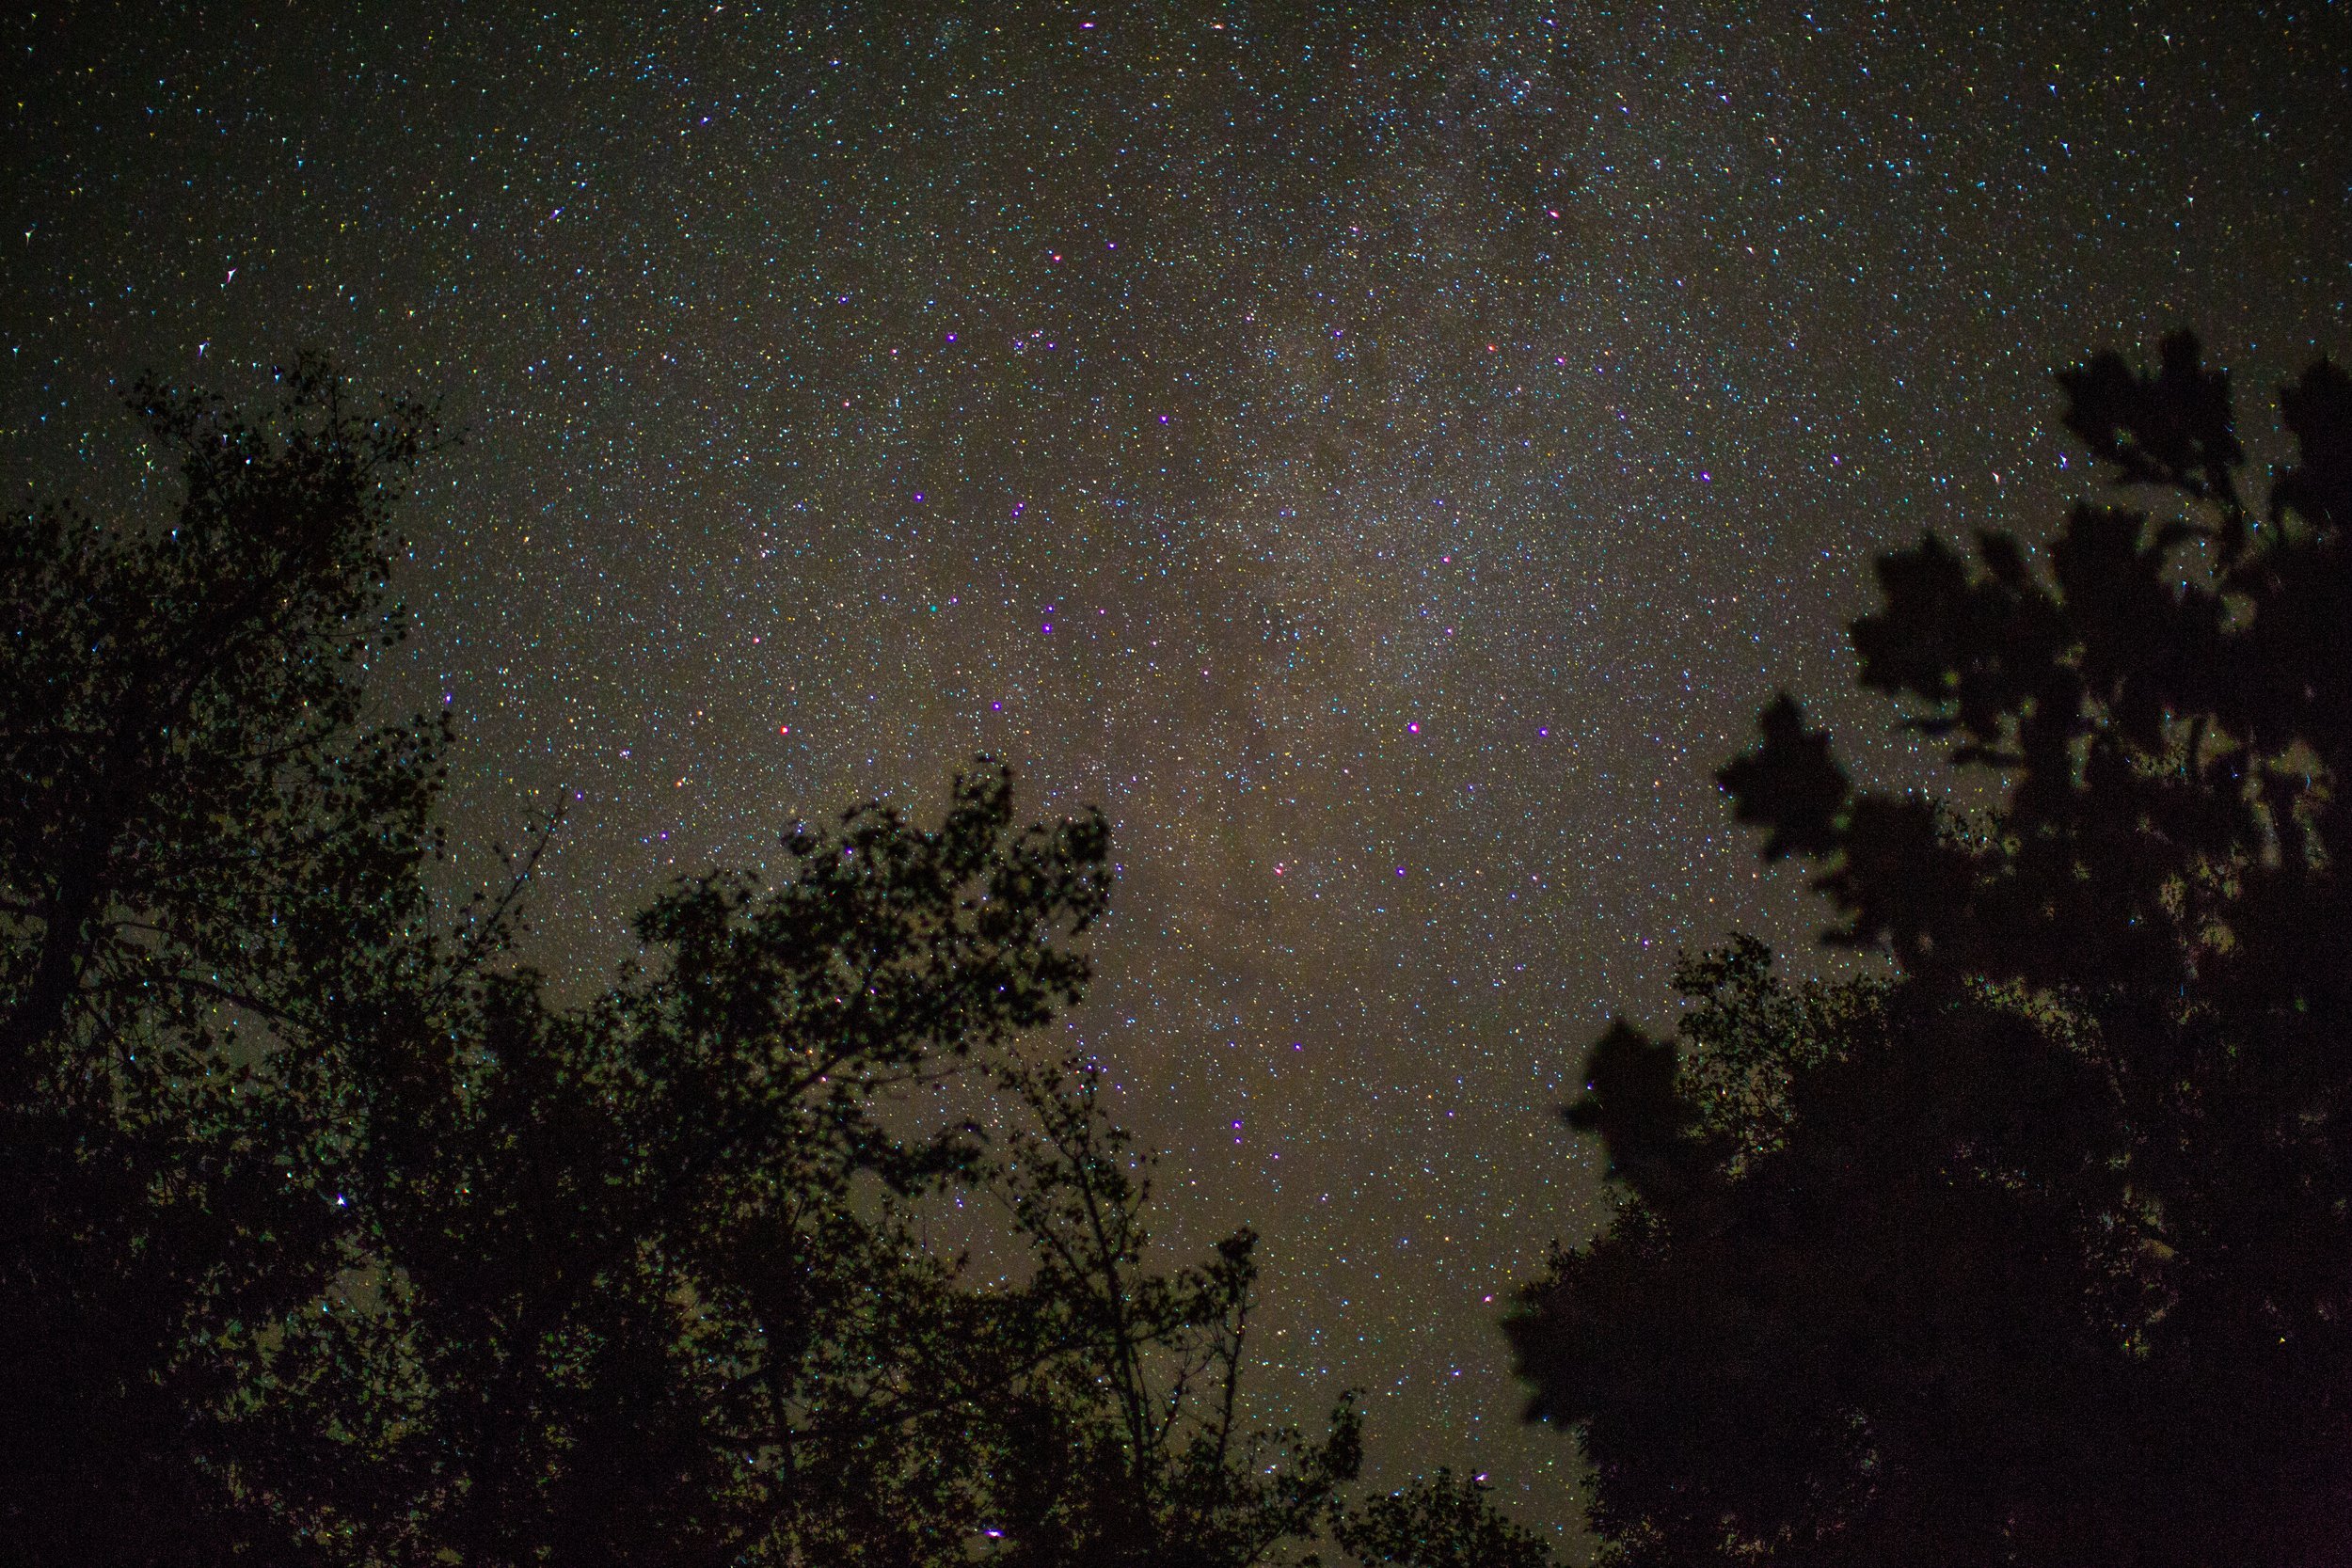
[{"xmin": 6, "ymin": 1, "xmax": 2344, "ymax": 1539}]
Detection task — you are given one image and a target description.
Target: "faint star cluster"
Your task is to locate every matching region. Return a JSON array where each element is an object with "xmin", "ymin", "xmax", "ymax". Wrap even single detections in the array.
[{"xmin": 3, "ymin": 0, "xmax": 2344, "ymax": 1540}]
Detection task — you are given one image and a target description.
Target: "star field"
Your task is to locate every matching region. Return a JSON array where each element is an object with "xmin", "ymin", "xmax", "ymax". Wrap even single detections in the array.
[{"xmin": 5, "ymin": 0, "xmax": 2344, "ymax": 1541}]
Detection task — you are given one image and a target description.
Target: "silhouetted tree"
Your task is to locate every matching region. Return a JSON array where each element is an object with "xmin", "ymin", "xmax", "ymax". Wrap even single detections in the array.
[
  {"xmin": 971, "ymin": 1053, "xmax": 1363, "ymax": 1568},
  {"xmin": 1330, "ymin": 1468, "xmax": 1557, "ymax": 1568},
  {"xmin": 1510, "ymin": 334, "xmax": 2352, "ymax": 1565},
  {"xmin": 345, "ymin": 768, "xmax": 1126, "ymax": 1566},
  {"xmin": 0, "ymin": 357, "xmax": 453, "ymax": 1562},
  {"xmin": 4, "ymin": 361, "xmax": 1557, "ymax": 1568},
  {"xmin": 339, "ymin": 773, "xmax": 1400, "ymax": 1568}
]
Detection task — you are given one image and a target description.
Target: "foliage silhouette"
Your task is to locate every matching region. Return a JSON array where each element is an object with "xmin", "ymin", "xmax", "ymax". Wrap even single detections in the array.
[
  {"xmin": 0, "ymin": 363, "xmax": 1556, "ymax": 1567},
  {"xmin": 0, "ymin": 357, "xmax": 453, "ymax": 1562},
  {"xmin": 959, "ymin": 1053, "xmax": 1363, "ymax": 1568},
  {"xmin": 356, "ymin": 768, "xmax": 1126, "ymax": 1565},
  {"xmin": 1510, "ymin": 333, "xmax": 2352, "ymax": 1565},
  {"xmin": 1330, "ymin": 1468, "xmax": 1556, "ymax": 1568}
]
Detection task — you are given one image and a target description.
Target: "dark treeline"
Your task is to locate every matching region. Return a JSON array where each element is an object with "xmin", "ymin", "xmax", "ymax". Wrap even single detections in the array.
[
  {"xmin": 0, "ymin": 360, "xmax": 1548, "ymax": 1567},
  {"xmin": 6, "ymin": 331, "xmax": 2350, "ymax": 1566}
]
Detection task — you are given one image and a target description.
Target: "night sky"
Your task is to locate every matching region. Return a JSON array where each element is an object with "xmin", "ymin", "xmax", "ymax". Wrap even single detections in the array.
[{"xmin": 7, "ymin": 0, "xmax": 2345, "ymax": 1538}]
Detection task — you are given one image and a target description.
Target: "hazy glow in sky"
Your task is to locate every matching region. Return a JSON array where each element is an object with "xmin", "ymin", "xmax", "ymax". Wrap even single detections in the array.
[{"xmin": 5, "ymin": 1, "xmax": 2342, "ymax": 1533}]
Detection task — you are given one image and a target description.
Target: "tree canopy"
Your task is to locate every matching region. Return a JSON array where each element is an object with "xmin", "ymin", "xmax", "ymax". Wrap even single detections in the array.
[
  {"xmin": 0, "ymin": 361, "xmax": 1550, "ymax": 1566},
  {"xmin": 0, "ymin": 359, "xmax": 453, "ymax": 1562},
  {"xmin": 1510, "ymin": 334, "xmax": 2352, "ymax": 1564}
]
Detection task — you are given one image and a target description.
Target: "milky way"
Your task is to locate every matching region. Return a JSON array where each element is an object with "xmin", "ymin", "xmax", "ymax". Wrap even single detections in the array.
[{"xmin": 6, "ymin": 1, "xmax": 2344, "ymax": 1538}]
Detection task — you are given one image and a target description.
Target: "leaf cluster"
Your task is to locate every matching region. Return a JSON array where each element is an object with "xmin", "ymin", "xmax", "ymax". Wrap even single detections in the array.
[{"xmin": 1514, "ymin": 333, "xmax": 2352, "ymax": 1565}]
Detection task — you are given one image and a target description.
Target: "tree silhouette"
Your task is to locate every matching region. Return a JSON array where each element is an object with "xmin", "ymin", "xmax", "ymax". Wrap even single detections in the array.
[
  {"xmin": 1331, "ymin": 1469, "xmax": 1557, "ymax": 1568},
  {"xmin": 353, "ymin": 768, "xmax": 1126, "ymax": 1565},
  {"xmin": 971, "ymin": 1053, "xmax": 1363, "ymax": 1568},
  {"xmin": 2, "ymin": 362, "xmax": 1560, "ymax": 1567},
  {"xmin": 1510, "ymin": 334, "xmax": 2352, "ymax": 1565},
  {"xmin": 0, "ymin": 358, "xmax": 453, "ymax": 1562}
]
